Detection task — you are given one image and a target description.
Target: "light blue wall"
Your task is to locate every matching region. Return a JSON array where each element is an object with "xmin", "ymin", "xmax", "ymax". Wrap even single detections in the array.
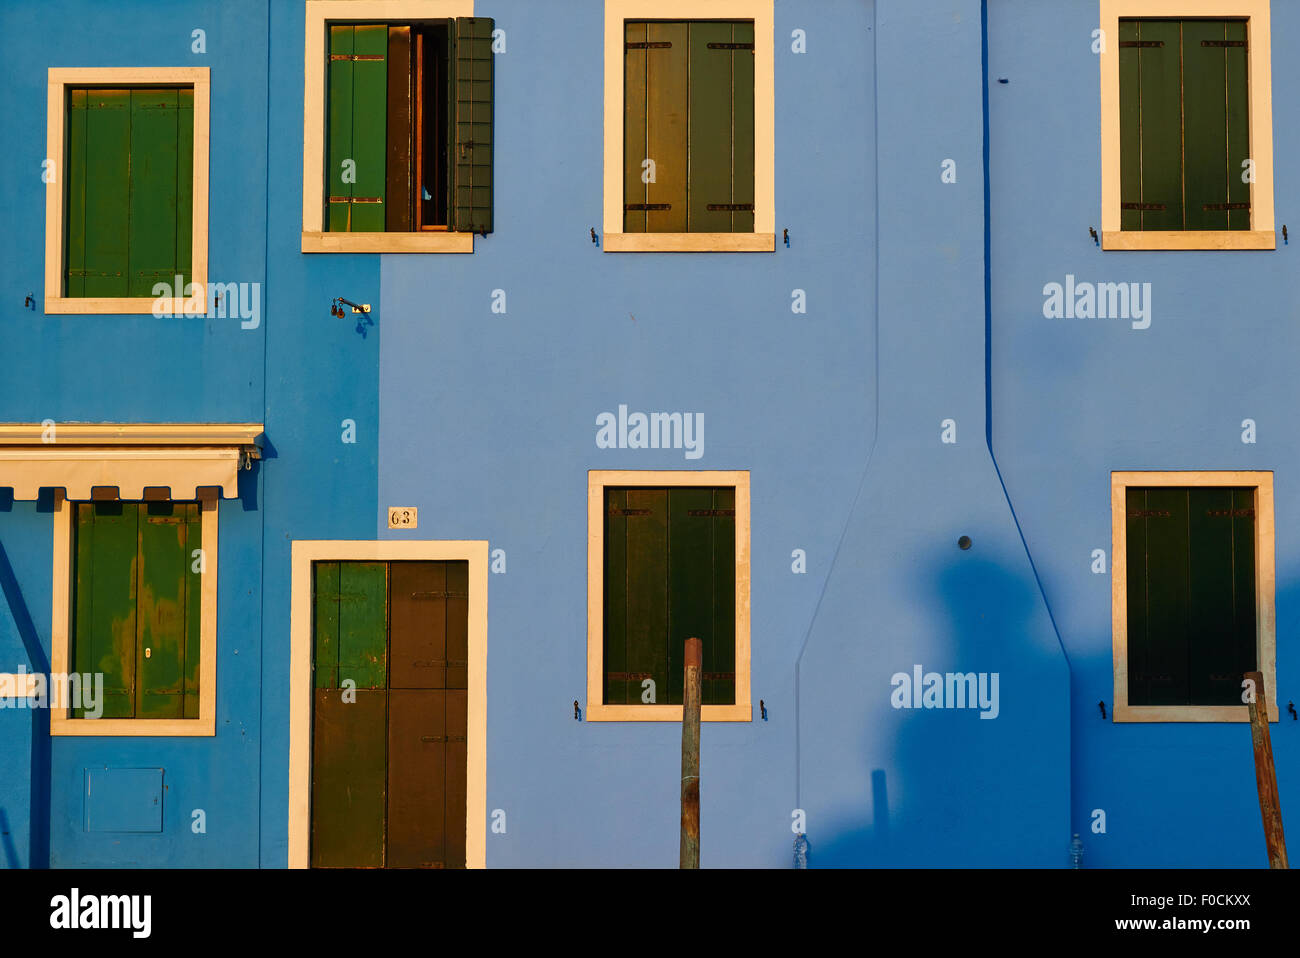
[{"xmin": 987, "ymin": 0, "xmax": 1297, "ymax": 866}]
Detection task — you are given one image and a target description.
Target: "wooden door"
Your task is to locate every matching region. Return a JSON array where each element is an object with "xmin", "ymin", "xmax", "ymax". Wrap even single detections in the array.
[{"xmin": 310, "ymin": 560, "xmax": 469, "ymax": 867}]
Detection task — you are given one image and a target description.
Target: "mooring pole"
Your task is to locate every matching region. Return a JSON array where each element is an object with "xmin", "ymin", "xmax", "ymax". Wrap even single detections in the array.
[
  {"xmin": 680, "ymin": 636, "xmax": 702, "ymax": 869},
  {"xmin": 1245, "ymin": 670, "xmax": 1288, "ymax": 868}
]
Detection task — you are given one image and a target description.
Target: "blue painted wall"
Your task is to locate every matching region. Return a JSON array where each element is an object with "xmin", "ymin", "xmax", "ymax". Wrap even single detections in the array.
[
  {"xmin": 987, "ymin": 0, "xmax": 1297, "ymax": 866},
  {"xmin": 0, "ymin": 0, "xmax": 1287, "ymax": 867}
]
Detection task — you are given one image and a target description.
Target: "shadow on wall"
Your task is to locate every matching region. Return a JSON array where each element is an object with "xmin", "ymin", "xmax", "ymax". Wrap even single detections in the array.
[
  {"xmin": 807, "ymin": 552, "xmax": 1064, "ymax": 867},
  {"xmin": 0, "ymin": 523, "xmax": 51, "ymax": 869}
]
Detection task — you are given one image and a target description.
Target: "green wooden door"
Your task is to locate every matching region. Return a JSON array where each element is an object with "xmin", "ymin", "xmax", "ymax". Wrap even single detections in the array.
[{"xmin": 310, "ymin": 560, "xmax": 470, "ymax": 868}]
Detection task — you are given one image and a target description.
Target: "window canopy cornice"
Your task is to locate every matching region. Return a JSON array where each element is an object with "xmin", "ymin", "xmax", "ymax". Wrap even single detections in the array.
[{"xmin": 0, "ymin": 423, "xmax": 263, "ymax": 500}]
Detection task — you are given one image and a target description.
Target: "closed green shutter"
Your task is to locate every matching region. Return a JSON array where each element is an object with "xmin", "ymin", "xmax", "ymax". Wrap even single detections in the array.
[
  {"xmin": 71, "ymin": 501, "xmax": 201, "ymax": 720},
  {"xmin": 624, "ymin": 21, "xmax": 754, "ymax": 234},
  {"xmin": 1126, "ymin": 487, "xmax": 1257, "ymax": 707},
  {"xmin": 1119, "ymin": 19, "xmax": 1249, "ymax": 232},
  {"xmin": 688, "ymin": 22, "xmax": 754, "ymax": 233},
  {"xmin": 604, "ymin": 487, "xmax": 735, "ymax": 706},
  {"xmin": 327, "ymin": 24, "xmax": 388, "ymax": 232},
  {"xmin": 127, "ymin": 89, "xmax": 188, "ymax": 296},
  {"xmin": 72, "ymin": 502, "xmax": 137, "ymax": 718},
  {"xmin": 64, "ymin": 88, "xmax": 192, "ymax": 297},
  {"xmin": 450, "ymin": 17, "xmax": 494, "ymax": 233}
]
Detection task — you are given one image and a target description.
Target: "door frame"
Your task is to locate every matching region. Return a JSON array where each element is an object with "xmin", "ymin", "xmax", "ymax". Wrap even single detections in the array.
[{"xmin": 287, "ymin": 539, "xmax": 488, "ymax": 868}]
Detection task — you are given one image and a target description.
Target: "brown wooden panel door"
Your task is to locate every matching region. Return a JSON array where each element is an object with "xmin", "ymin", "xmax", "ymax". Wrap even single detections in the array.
[
  {"xmin": 390, "ymin": 561, "xmax": 447, "ymax": 689},
  {"xmin": 387, "ymin": 688, "xmax": 447, "ymax": 867}
]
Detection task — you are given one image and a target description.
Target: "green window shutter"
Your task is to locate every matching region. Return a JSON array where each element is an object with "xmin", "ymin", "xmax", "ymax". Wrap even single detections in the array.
[
  {"xmin": 72, "ymin": 502, "xmax": 137, "ymax": 719},
  {"xmin": 688, "ymin": 22, "xmax": 755, "ymax": 233},
  {"xmin": 1183, "ymin": 20, "xmax": 1250, "ymax": 230},
  {"xmin": 64, "ymin": 87, "xmax": 192, "ymax": 298},
  {"xmin": 1126, "ymin": 487, "xmax": 1257, "ymax": 707},
  {"xmin": 1120, "ymin": 19, "xmax": 1249, "ymax": 232},
  {"xmin": 135, "ymin": 501, "xmax": 200, "ymax": 719},
  {"xmin": 328, "ymin": 24, "xmax": 388, "ymax": 232},
  {"xmin": 338, "ymin": 561, "xmax": 387, "ymax": 690},
  {"xmin": 126, "ymin": 89, "xmax": 190, "ymax": 297},
  {"xmin": 603, "ymin": 487, "xmax": 736, "ymax": 706},
  {"xmin": 68, "ymin": 89, "xmax": 131, "ymax": 297},
  {"xmin": 647, "ymin": 22, "xmax": 688, "ymax": 233},
  {"xmin": 450, "ymin": 17, "xmax": 494, "ymax": 234}
]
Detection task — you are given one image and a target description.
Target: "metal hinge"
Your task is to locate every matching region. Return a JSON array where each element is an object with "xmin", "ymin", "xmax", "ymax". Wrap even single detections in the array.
[
  {"xmin": 624, "ymin": 203, "xmax": 671, "ymax": 211},
  {"xmin": 707, "ymin": 42, "xmax": 754, "ymax": 50},
  {"xmin": 1121, "ymin": 202, "xmax": 1167, "ymax": 211},
  {"xmin": 1119, "ymin": 40, "xmax": 1165, "ymax": 48},
  {"xmin": 626, "ymin": 41, "xmax": 672, "ymax": 49},
  {"xmin": 1201, "ymin": 39, "xmax": 1246, "ymax": 47},
  {"xmin": 706, "ymin": 203, "xmax": 754, "ymax": 212},
  {"xmin": 1202, "ymin": 202, "xmax": 1250, "ymax": 211}
]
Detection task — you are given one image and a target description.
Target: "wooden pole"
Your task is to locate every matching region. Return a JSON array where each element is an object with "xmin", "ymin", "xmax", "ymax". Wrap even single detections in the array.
[
  {"xmin": 1245, "ymin": 671, "xmax": 1288, "ymax": 868},
  {"xmin": 680, "ymin": 637, "xmax": 702, "ymax": 869}
]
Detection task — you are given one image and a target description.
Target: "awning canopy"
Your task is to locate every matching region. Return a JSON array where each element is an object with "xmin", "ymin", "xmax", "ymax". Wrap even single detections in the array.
[{"xmin": 0, "ymin": 423, "xmax": 262, "ymax": 500}]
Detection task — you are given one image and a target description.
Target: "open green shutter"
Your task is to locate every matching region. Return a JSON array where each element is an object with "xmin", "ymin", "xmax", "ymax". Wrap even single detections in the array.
[
  {"xmin": 328, "ymin": 24, "xmax": 388, "ymax": 232},
  {"xmin": 450, "ymin": 17, "xmax": 494, "ymax": 233},
  {"xmin": 688, "ymin": 22, "xmax": 754, "ymax": 233},
  {"xmin": 73, "ymin": 502, "xmax": 137, "ymax": 718}
]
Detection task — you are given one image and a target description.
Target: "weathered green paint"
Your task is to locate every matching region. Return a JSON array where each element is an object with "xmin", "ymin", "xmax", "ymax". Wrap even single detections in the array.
[
  {"xmin": 351, "ymin": 24, "xmax": 388, "ymax": 231},
  {"xmin": 71, "ymin": 501, "xmax": 200, "ymax": 720},
  {"xmin": 1127, "ymin": 487, "xmax": 1257, "ymax": 707},
  {"xmin": 313, "ymin": 561, "xmax": 341, "ymax": 689},
  {"xmin": 311, "ymin": 688, "xmax": 387, "ymax": 867},
  {"xmin": 338, "ymin": 561, "xmax": 387, "ymax": 690},
  {"xmin": 135, "ymin": 502, "xmax": 198, "ymax": 719},
  {"xmin": 731, "ymin": 21, "xmax": 756, "ymax": 234},
  {"xmin": 451, "ymin": 17, "xmax": 494, "ymax": 233}
]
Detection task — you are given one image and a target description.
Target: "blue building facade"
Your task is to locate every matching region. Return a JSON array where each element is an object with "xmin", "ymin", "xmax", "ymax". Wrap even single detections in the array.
[{"xmin": 0, "ymin": 0, "xmax": 1289, "ymax": 868}]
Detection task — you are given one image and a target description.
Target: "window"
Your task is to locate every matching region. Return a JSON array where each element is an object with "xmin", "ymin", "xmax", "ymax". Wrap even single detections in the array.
[
  {"xmin": 44, "ymin": 68, "xmax": 210, "ymax": 314},
  {"xmin": 1098, "ymin": 1, "xmax": 1274, "ymax": 250},
  {"xmin": 0, "ymin": 422, "xmax": 265, "ymax": 736},
  {"xmin": 70, "ymin": 500, "xmax": 205, "ymax": 720},
  {"xmin": 586, "ymin": 471, "xmax": 751, "ymax": 721},
  {"xmin": 302, "ymin": 1, "xmax": 492, "ymax": 253},
  {"xmin": 603, "ymin": 1, "xmax": 774, "ymax": 252},
  {"xmin": 1111, "ymin": 472, "xmax": 1277, "ymax": 722}
]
